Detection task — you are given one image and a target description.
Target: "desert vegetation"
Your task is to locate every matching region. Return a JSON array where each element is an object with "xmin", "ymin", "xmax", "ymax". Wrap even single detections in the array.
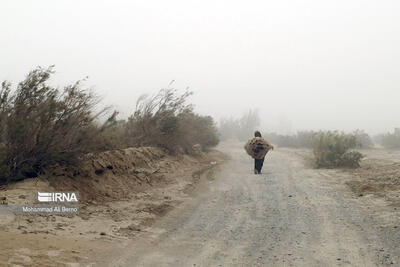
[
  {"xmin": 312, "ymin": 131, "xmax": 364, "ymax": 168},
  {"xmin": 375, "ymin": 128, "xmax": 400, "ymax": 149},
  {"xmin": 267, "ymin": 129, "xmax": 373, "ymax": 150},
  {"xmin": 266, "ymin": 131, "xmax": 364, "ymax": 168},
  {"xmin": 125, "ymin": 89, "xmax": 219, "ymax": 153},
  {"xmin": 217, "ymin": 110, "xmax": 369, "ymax": 168},
  {"xmin": 0, "ymin": 67, "xmax": 219, "ymax": 183}
]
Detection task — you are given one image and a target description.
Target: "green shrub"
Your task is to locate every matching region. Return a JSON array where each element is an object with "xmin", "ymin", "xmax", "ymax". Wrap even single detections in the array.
[
  {"xmin": 339, "ymin": 151, "xmax": 364, "ymax": 167},
  {"xmin": 312, "ymin": 131, "xmax": 363, "ymax": 168}
]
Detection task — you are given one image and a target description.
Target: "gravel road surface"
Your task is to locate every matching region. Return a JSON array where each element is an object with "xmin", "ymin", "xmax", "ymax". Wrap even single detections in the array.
[{"xmin": 109, "ymin": 143, "xmax": 400, "ymax": 267}]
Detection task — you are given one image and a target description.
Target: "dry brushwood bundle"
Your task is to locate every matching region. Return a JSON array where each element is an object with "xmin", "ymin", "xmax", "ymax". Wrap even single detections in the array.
[{"xmin": 245, "ymin": 137, "xmax": 274, "ymax": 159}]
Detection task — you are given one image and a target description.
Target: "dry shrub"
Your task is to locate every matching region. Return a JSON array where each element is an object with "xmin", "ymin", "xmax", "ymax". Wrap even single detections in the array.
[
  {"xmin": 178, "ymin": 111, "xmax": 219, "ymax": 152},
  {"xmin": 0, "ymin": 68, "xmax": 220, "ymax": 183},
  {"xmin": 96, "ymin": 111, "xmax": 127, "ymax": 150},
  {"xmin": 0, "ymin": 67, "xmax": 110, "ymax": 182},
  {"xmin": 312, "ymin": 131, "xmax": 363, "ymax": 168},
  {"xmin": 125, "ymin": 89, "xmax": 218, "ymax": 153}
]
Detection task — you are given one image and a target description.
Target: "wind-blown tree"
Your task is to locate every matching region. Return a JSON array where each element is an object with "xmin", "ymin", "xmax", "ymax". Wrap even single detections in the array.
[
  {"xmin": 0, "ymin": 66, "xmax": 111, "ymax": 182},
  {"xmin": 125, "ymin": 88, "xmax": 219, "ymax": 153}
]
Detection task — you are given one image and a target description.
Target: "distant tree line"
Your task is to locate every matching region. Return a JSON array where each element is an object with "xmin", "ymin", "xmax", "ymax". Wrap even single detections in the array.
[
  {"xmin": 266, "ymin": 129, "xmax": 374, "ymax": 149},
  {"xmin": 218, "ymin": 109, "xmax": 260, "ymax": 141},
  {"xmin": 374, "ymin": 128, "xmax": 400, "ymax": 149}
]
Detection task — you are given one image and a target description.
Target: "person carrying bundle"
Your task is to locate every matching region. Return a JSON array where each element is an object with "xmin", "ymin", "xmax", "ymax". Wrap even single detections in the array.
[{"xmin": 245, "ymin": 131, "xmax": 274, "ymax": 174}]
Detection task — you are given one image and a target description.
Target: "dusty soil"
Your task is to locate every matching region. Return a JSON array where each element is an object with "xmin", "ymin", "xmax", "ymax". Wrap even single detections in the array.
[
  {"xmin": 103, "ymin": 143, "xmax": 400, "ymax": 266},
  {"xmin": 0, "ymin": 147, "xmax": 225, "ymax": 266},
  {"xmin": 346, "ymin": 149, "xmax": 400, "ymax": 207},
  {"xmin": 1, "ymin": 143, "xmax": 400, "ymax": 266},
  {"xmin": 290, "ymin": 147, "xmax": 400, "ymax": 206}
]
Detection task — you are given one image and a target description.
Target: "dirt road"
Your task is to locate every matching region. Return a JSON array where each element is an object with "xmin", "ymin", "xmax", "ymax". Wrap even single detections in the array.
[{"xmin": 104, "ymin": 143, "xmax": 400, "ymax": 266}]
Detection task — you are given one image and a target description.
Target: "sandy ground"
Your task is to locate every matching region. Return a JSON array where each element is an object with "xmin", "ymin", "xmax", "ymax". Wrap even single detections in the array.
[
  {"xmin": 0, "ymin": 148, "xmax": 224, "ymax": 266},
  {"xmin": 346, "ymin": 149, "xmax": 400, "ymax": 207},
  {"xmin": 1, "ymin": 143, "xmax": 400, "ymax": 266},
  {"xmin": 102, "ymin": 143, "xmax": 400, "ymax": 266}
]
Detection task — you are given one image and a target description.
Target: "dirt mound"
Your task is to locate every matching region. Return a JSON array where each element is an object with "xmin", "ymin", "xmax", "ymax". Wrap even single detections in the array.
[
  {"xmin": 0, "ymin": 146, "xmax": 224, "ymax": 234},
  {"xmin": 3, "ymin": 146, "xmax": 205, "ymax": 204},
  {"xmin": 43, "ymin": 147, "xmax": 171, "ymax": 203}
]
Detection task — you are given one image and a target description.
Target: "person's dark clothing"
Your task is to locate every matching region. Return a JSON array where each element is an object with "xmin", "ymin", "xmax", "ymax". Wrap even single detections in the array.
[{"xmin": 254, "ymin": 157, "xmax": 265, "ymax": 174}]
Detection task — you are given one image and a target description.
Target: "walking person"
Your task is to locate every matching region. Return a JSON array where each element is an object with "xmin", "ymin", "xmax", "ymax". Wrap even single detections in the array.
[{"xmin": 245, "ymin": 131, "xmax": 274, "ymax": 174}]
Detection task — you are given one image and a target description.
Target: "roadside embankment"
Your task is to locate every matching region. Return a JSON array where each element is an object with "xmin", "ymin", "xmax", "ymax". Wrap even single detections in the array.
[{"xmin": 0, "ymin": 146, "xmax": 226, "ymax": 266}]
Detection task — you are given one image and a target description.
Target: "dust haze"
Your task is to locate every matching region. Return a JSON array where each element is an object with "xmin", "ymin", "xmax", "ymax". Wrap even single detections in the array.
[{"xmin": 1, "ymin": 0, "xmax": 399, "ymax": 134}]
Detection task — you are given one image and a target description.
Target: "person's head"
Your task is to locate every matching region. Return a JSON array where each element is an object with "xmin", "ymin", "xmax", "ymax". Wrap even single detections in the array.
[{"xmin": 254, "ymin": 131, "xmax": 262, "ymax": 137}]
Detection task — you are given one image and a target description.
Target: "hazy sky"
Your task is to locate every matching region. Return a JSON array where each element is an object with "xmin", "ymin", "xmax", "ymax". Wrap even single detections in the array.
[{"xmin": 1, "ymin": 0, "xmax": 399, "ymax": 134}]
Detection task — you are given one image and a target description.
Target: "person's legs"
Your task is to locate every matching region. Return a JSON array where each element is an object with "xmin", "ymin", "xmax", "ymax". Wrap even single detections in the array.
[
  {"xmin": 254, "ymin": 159, "xmax": 259, "ymax": 174},
  {"xmin": 254, "ymin": 158, "xmax": 263, "ymax": 174},
  {"xmin": 258, "ymin": 157, "xmax": 265, "ymax": 174}
]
